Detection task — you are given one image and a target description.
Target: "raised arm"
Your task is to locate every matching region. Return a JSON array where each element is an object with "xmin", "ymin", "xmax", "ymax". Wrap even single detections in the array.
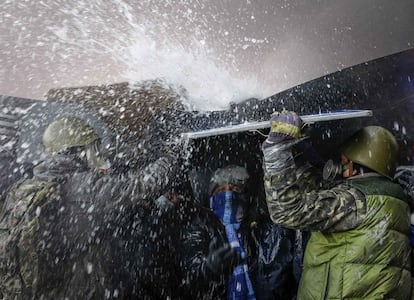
[{"xmin": 262, "ymin": 111, "xmax": 366, "ymax": 232}]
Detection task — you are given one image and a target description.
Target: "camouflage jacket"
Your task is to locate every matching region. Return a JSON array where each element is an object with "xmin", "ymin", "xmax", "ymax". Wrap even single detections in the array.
[
  {"xmin": 0, "ymin": 177, "xmax": 61, "ymax": 300},
  {"xmin": 262, "ymin": 140, "xmax": 366, "ymax": 233}
]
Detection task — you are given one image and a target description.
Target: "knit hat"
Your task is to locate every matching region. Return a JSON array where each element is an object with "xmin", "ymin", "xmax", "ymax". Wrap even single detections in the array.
[{"xmin": 209, "ymin": 165, "xmax": 249, "ymax": 195}]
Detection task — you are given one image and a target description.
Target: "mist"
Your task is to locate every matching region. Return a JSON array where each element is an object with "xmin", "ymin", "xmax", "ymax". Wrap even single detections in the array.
[{"xmin": 1, "ymin": 0, "xmax": 414, "ymax": 110}]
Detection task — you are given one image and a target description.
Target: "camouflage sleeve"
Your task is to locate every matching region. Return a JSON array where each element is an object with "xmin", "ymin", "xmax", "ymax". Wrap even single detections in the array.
[
  {"xmin": 0, "ymin": 178, "xmax": 61, "ymax": 299},
  {"xmin": 263, "ymin": 141, "xmax": 366, "ymax": 233}
]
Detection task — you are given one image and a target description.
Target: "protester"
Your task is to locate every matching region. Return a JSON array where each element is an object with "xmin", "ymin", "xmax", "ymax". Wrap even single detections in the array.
[
  {"xmin": 161, "ymin": 177, "xmax": 238, "ymax": 299},
  {"xmin": 261, "ymin": 111, "xmax": 411, "ymax": 299},
  {"xmin": 0, "ymin": 116, "xmax": 111, "ymax": 299},
  {"xmin": 176, "ymin": 164, "xmax": 305, "ymax": 300},
  {"xmin": 104, "ymin": 157, "xmax": 183, "ymax": 299}
]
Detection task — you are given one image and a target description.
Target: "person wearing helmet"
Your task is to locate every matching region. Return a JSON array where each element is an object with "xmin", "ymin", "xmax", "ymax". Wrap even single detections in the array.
[
  {"xmin": 0, "ymin": 116, "xmax": 114, "ymax": 299},
  {"xmin": 0, "ymin": 115, "xmax": 183, "ymax": 299},
  {"xmin": 261, "ymin": 111, "xmax": 411, "ymax": 299},
  {"xmin": 41, "ymin": 116, "xmax": 109, "ymax": 173}
]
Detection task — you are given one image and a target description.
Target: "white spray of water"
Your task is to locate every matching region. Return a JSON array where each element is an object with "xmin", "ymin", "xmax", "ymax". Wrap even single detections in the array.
[
  {"xmin": 108, "ymin": 0, "xmax": 268, "ymax": 111},
  {"xmin": 25, "ymin": 0, "xmax": 269, "ymax": 110},
  {"xmin": 123, "ymin": 35, "xmax": 265, "ymax": 111}
]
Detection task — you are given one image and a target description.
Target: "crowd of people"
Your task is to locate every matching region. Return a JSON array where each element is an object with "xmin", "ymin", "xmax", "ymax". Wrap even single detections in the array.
[{"xmin": 0, "ymin": 109, "xmax": 413, "ymax": 299}]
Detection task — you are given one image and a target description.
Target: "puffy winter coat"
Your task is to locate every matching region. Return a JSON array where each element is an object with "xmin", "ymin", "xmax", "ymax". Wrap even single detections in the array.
[
  {"xmin": 299, "ymin": 176, "xmax": 411, "ymax": 299},
  {"xmin": 263, "ymin": 141, "xmax": 412, "ymax": 299}
]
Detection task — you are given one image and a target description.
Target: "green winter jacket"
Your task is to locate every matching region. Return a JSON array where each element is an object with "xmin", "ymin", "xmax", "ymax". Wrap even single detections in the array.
[
  {"xmin": 263, "ymin": 143, "xmax": 411, "ymax": 299},
  {"xmin": 298, "ymin": 176, "xmax": 411, "ymax": 300}
]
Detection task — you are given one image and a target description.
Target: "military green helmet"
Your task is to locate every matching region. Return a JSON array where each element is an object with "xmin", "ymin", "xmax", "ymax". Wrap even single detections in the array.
[
  {"xmin": 43, "ymin": 116, "xmax": 99, "ymax": 154},
  {"xmin": 341, "ymin": 126, "xmax": 398, "ymax": 178}
]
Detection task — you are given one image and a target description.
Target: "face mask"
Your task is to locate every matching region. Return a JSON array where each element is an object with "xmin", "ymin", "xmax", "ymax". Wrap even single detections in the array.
[
  {"xmin": 210, "ymin": 190, "xmax": 248, "ymax": 224},
  {"xmin": 323, "ymin": 159, "xmax": 345, "ymax": 181}
]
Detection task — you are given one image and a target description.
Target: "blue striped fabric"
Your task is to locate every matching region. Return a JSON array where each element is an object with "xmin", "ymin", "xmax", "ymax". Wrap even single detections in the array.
[{"xmin": 210, "ymin": 191, "xmax": 256, "ymax": 300}]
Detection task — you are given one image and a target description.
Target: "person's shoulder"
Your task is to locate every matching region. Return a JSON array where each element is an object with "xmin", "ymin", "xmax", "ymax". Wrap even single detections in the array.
[
  {"xmin": 346, "ymin": 174, "xmax": 407, "ymax": 202},
  {"xmin": 7, "ymin": 177, "xmax": 60, "ymax": 202},
  {"xmin": 21, "ymin": 177, "xmax": 58, "ymax": 191}
]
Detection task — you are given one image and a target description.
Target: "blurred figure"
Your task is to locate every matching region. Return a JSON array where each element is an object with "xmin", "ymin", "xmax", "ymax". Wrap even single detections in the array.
[
  {"xmin": 0, "ymin": 116, "xmax": 111, "ymax": 299},
  {"xmin": 214, "ymin": 165, "xmax": 308, "ymax": 300},
  {"xmin": 171, "ymin": 179, "xmax": 240, "ymax": 299},
  {"xmin": 395, "ymin": 165, "xmax": 414, "ymax": 298},
  {"xmin": 105, "ymin": 157, "xmax": 182, "ymax": 300},
  {"xmin": 0, "ymin": 115, "xmax": 182, "ymax": 300},
  {"xmin": 249, "ymin": 208, "xmax": 307, "ymax": 300},
  {"xmin": 262, "ymin": 111, "xmax": 411, "ymax": 299},
  {"xmin": 395, "ymin": 165, "xmax": 414, "ymax": 209}
]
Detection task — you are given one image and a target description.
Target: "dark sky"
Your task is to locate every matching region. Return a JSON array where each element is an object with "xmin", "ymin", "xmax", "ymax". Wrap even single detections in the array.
[{"xmin": 1, "ymin": 0, "xmax": 414, "ymax": 106}]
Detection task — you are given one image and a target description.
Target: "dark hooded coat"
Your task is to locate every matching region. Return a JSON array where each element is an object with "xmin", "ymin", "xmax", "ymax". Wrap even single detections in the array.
[
  {"xmin": 175, "ymin": 193, "xmax": 306, "ymax": 300},
  {"xmin": 0, "ymin": 153, "xmax": 180, "ymax": 300}
]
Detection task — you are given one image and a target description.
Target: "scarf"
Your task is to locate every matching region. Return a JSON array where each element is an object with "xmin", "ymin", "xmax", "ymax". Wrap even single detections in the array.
[{"xmin": 210, "ymin": 191, "xmax": 256, "ymax": 300}]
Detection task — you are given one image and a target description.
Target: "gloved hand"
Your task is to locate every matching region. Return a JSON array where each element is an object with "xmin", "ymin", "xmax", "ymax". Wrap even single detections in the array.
[
  {"xmin": 394, "ymin": 165, "xmax": 414, "ymax": 205},
  {"xmin": 202, "ymin": 238, "xmax": 241, "ymax": 279},
  {"xmin": 263, "ymin": 110, "xmax": 302, "ymax": 148},
  {"xmin": 154, "ymin": 194, "xmax": 175, "ymax": 211}
]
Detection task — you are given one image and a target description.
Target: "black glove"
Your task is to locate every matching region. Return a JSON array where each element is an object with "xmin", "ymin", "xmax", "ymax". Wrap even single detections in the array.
[
  {"xmin": 395, "ymin": 166, "xmax": 414, "ymax": 206},
  {"xmin": 202, "ymin": 238, "xmax": 241, "ymax": 279}
]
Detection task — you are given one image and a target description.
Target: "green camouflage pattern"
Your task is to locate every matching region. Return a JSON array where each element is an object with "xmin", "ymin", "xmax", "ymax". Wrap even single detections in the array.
[
  {"xmin": 0, "ymin": 154, "xmax": 177, "ymax": 299},
  {"xmin": 0, "ymin": 178, "xmax": 59, "ymax": 299},
  {"xmin": 263, "ymin": 147, "xmax": 366, "ymax": 233}
]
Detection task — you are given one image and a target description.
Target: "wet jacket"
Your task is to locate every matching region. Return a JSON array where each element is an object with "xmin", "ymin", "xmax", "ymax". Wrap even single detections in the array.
[
  {"xmin": 0, "ymin": 154, "xmax": 178, "ymax": 300},
  {"xmin": 263, "ymin": 141, "xmax": 411, "ymax": 299},
  {"xmin": 0, "ymin": 155, "xmax": 110, "ymax": 300},
  {"xmin": 0, "ymin": 154, "xmax": 129, "ymax": 299},
  {"xmin": 249, "ymin": 216, "xmax": 307, "ymax": 300},
  {"xmin": 176, "ymin": 201, "xmax": 228, "ymax": 299},
  {"xmin": 108, "ymin": 195, "xmax": 179, "ymax": 299},
  {"xmin": 0, "ymin": 156, "xmax": 32, "ymax": 199},
  {"xmin": 177, "ymin": 198, "xmax": 305, "ymax": 300},
  {"xmin": 88, "ymin": 156, "xmax": 181, "ymax": 300},
  {"xmin": 301, "ymin": 176, "xmax": 411, "ymax": 299}
]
